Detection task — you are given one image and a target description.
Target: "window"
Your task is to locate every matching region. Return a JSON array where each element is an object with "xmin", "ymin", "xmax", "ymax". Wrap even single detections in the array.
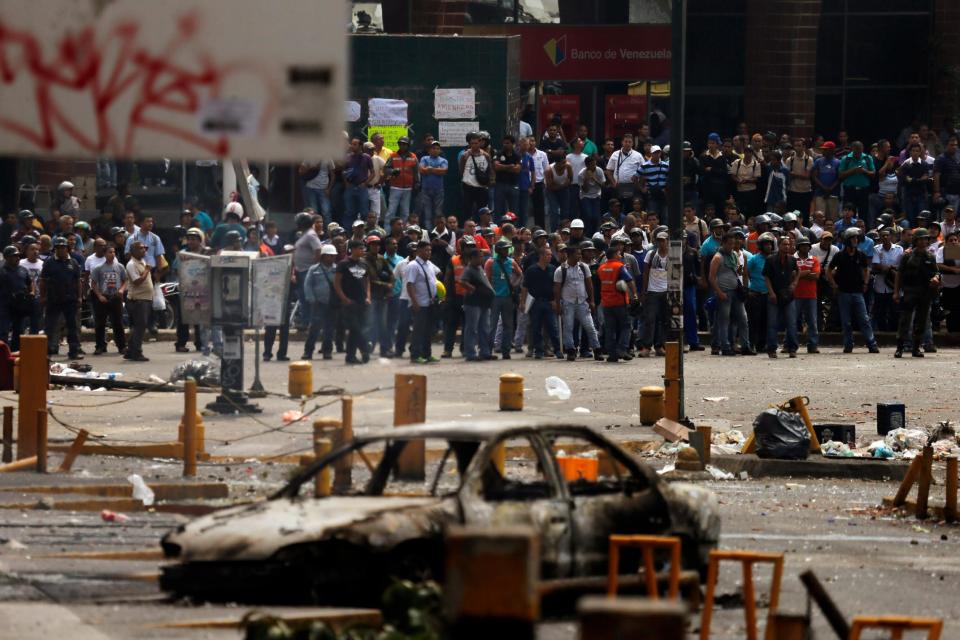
[
  {"xmin": 545, "ymin": 433, "xmax": 647, "ymax": 497},
  {"xmin": 482, "ymin": 437, "xmax": 555, "ymax": 501}
]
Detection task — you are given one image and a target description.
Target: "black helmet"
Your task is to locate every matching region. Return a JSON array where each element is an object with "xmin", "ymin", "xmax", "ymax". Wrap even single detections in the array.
[
  {"xmin": 52, "ymin": 237, "xmax": 68, "ymax": 247},
  {"xmin": 3, "ymin": 245, "xmax": 19, "ymax": 258},
  {"xmin": 18, "ymin": 209, "xmax": 34, "ymax": 220},
  {"xmin": 225, "ymin": 230, "xmax": 242, "ymax": 243},
  {"xmin": 110, "ymin": 226, "xmax": 125, "ymax": 237}
]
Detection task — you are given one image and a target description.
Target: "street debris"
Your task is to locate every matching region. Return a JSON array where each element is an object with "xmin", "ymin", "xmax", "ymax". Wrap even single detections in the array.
[
  {"xmin": 572, "ymin": 407, "xmax": 591, "ymax": 414},
  {"xmin": 753, "ymin": 408, "xmax": 810, "ymax": 460},
  {"xmin": 101, "ymin": 510, "xmax": 130, "ymax": 523},
  {"xmin": 169, "ymin": 359, "xmax": 220, "ymax": 387},
  {"xmin": 712, "ymin": 429, "xmax": 746, "ymax": 446},
  {"xmin": 128, "ymin": 474, "xmax": 156, "ymax": 506},
  {"xmin": 705, "ymin": 465, "xmax": 735, "ymax": 481},
  {"xmin": 703, "ymin": 396, "xmax": 729, "ymax": 402},
  {"xmin": 5, "ymin": 539, "xmax": 27, "ymax": 550},
  {"xmin": 821, "ymin": 441, "xmax": 854, "ymax": 457},
  {"xmin": 544, "ymin": 376, "xmax": 571, "ymax": 400},
  {"xmin": 281, "ymin": 410, "xmax": 304, "ymax": 424}
]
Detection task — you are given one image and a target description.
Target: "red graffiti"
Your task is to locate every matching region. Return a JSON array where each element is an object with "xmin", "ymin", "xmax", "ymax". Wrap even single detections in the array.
[{"xmin": 0, "ymin": 9, "xmax": 275, "ymax": 157}]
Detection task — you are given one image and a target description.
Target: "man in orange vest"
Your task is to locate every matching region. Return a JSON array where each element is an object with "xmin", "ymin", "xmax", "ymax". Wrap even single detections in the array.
[
  {"xmin": 385, "ymin": 137, "xmax": 419, "ymax": 223},
  {"xmin": 442, "ymin": 235, "xmax": 474, "ymax": 358},
  {"xmin": 597, "ymin": 247, "xmax": 636, "ymax": 362}
]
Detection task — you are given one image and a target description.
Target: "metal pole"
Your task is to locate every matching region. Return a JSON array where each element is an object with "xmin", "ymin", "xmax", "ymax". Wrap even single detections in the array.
[
  {"xmin": 667, "ymin": 0, "xmax": 687, "ymax": 422},
  {"xmin": 249, "ymin": 328, "xmax": 266, "ymax": 397}
]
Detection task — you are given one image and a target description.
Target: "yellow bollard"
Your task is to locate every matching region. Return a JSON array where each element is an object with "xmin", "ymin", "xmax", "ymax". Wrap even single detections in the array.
[
  {"xmin": 314, "ymin": 437, "xmax": 332, "ymax": 498},
  {"xmin": 499, "ymin": 373, "xmax": 524, "ymax": 411},
  {"xmin": 639, "ymin": 386, "xmax": 665, "ymax": 426},
  {"xmin": 288, "ymin": 361, "xmax": 313, "ymax": 398}
]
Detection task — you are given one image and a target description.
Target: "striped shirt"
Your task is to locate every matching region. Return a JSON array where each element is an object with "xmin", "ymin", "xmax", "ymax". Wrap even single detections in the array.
[{"xmin": 639, "ymin": 159, "xmax": 669, "ymax": 189}]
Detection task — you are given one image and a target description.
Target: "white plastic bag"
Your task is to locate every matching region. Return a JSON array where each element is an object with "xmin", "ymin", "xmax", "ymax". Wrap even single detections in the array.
[
  {"xmin": 545, "ymin": 376, "xmax": 571, "ymax": 400},
  {"xmin": 152, "ymin": 284, "xmax": 166, "ymax": 311},
  {"xmin": 127, "ymin": 474, "xmax": 155, "ymax": 506}
]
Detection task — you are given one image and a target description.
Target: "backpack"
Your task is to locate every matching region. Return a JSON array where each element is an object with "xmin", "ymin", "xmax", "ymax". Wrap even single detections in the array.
[{"xmin": 471, "ymin": 154, "xmax": 490, "ymax": 186}]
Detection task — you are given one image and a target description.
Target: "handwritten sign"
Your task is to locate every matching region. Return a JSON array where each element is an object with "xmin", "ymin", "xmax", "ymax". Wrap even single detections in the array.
[
  {"xmin": 438, "ymin": 121, "xmax": 479, "ymax": 148},
  {"xmin": 434, "ymin": 88, "xmax": 476, "ymax": 120},
  {"xmin": 368, "ymin": 124, "xmax": 408, "ymax": 152},
  {"xmin": 368, "ymin": 98, "xmax": 408, "ymax": 125}
]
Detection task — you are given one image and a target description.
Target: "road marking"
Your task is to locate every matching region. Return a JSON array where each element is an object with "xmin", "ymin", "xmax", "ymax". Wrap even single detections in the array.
[{"xmin": 724, "ymin": 533, "xmax": 937, "ymax": 544}]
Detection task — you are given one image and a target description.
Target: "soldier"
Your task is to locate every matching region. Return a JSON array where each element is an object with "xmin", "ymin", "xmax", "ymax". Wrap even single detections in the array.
[
  {"xmin": 40, "ymin": 237, "xmax": 83, "ymax": 359},
  {"xmin": 893, "ymin": 228, "xmax": 940, "ymax": 358}
]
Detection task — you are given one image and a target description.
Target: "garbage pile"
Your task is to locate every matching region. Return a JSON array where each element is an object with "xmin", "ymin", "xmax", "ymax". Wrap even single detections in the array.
[
  {"xmin": 49, "ymin": 362, "xmax": 121, "ymax": 390},
  {"xmin": 169, "ymin": 359, "xmax": 220, "ymax": 387},
  {"xmin": 820, "ymin": 426, "xmax": 960, "ymax": 460}
]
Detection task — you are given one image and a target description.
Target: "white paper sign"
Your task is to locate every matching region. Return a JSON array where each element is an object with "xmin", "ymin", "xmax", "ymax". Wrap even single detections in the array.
[
  {"xmin": 345, "ymin": 101, "xmax": 361, "ymax": 122},
  {"xmin": 434, "ymin": 88, "xmax": 476, "ymax": 120},
  {"xmin": 438, "ymin": 121, "xmax": 479, "ymax": 147},
  {"xmin": 368, "ymin": 98, "xmax": 407, "ymax": 125},
  {"xmin": 252, "ymin": 254, "xmax": 293, "ymax": 326},
  {"xmin": 178, "ymin": 252, "xmax": 212, "ymax": 326}
]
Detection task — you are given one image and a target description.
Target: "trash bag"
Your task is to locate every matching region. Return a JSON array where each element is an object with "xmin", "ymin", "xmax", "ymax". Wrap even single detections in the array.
[
  {"xmin": 169, "ymin": 359, "xmax": 220, "ymax": 387},
  {"xmin": 752, "ymin": 408, "xmax": 810, "ymax": 460}
]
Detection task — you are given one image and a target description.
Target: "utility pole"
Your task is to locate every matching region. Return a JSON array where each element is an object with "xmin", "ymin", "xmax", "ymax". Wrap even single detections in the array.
[{"xmin": 666, "ymin": 0, "xmax": 687, "ymax": 423}]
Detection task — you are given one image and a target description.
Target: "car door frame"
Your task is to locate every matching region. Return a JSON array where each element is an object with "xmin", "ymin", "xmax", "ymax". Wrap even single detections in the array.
[
  {"xmin": 540, "ymin": 426, "xmax": 670, "ymax": 578},
  {"xmin": 456, "ymin": 428, "xmax": 576, "ymax": 579}
]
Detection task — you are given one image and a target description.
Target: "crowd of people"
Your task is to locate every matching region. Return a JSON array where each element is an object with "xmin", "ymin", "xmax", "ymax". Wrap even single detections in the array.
[{"xmin": 2, "ymin": 118, "xmax": 958, "ymax": 364}]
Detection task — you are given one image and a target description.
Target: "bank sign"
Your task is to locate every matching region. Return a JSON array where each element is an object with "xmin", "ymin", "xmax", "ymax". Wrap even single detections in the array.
[{"xmin": 518, "ymin": 25, "xmax": 671, "ymax": 82}]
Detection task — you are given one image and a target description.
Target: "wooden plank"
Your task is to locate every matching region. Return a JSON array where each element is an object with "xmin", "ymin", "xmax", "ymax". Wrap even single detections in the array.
[
  {"xmin": 35, "ymin": 409, "xmax": 47, "ymax": 473},
  {"xmin": 893, "ymin": 456, "xmax": 923, "ymax": 506},
  {"xmin": 946, "ymin": 458, "xmax": 958, "ymax": 522},
  {"xmin": 0, "ymin": 456, "xmax": 37, "ymax": 472},
  {"xmin": 394, "ymin": 373, "xmax": 426, "ymax": 481},
  {"xmin": 654, "ymin": 418, "xmax": 690, "ymax": 443},
  {"xmin": 39, "ymin": 549, "xmax": 163, "ymax": 561},
  {"xmin": 57, "ymin": 429, "xmax": 88, "ymax": 473},
  {"xmin": 17, "ymin": 336, "xmax": 47, "ymax": 460},
  {"xmin": 47, "ymin": 442, "xmax": 184, "ymax": 459},
  {"xmin": 917, "ymin": 446, "xmax": 933, "ymax": 519},
  {"xmin": 2, "ymin": 406, "xmax": 12, "ymax": 463},
  {"xmin": 0, "ymin": 482, "xmax": 229, "ymax": 500}
]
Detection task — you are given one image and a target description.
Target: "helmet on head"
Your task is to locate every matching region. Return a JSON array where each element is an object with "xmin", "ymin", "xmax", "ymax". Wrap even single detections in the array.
[
  {"xmin": 754, "ymin": 214, "xmax": 770, "ymax": 226},
  {"xmin": 74, "ymin": 220, "xmax": 90, "ymax": 231},
  {"xmin": 843, "ymin": 227, "xmax": 861, "ymax": 240},
  {"xmin": 52, "ymin": 237, "xmax": 68, "ymax": 247},
  {"xmin": 57, "ymin": 181, "xmax": 74, "ymax": 191},
  {"xmin": 913, "ymin": 228, "xmax": 930, "ymax": 240},
  {"xmin": 758, "ymin": 232, "xmax": 777, "ymax": 245},
  {"xmin": 223, "ymin": 202, "xmax": 244, "ymax": 218},
  {"xmin": 3, "ymin": 246, "xmax": 19, "ymax": 258},
  {"xmin": 766, "ymin": 213, "xmax": 783, "ymax": 224},
  {"xmin": 783, "ymin": 212, "xmax": 799, "ymax": 224},
  {"xmin": 18, "ymin": 209, "xmax": 34, "ymax": 220},
  {"xmin": 225, "ymin": 230, "xmax": 242, "ymax": 243}
]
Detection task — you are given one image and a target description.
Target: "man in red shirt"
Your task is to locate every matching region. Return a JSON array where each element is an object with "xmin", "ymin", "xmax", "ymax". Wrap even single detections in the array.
[{"xmin": 794, "ymin": 236, "xmax": 821, "ymax": 353}]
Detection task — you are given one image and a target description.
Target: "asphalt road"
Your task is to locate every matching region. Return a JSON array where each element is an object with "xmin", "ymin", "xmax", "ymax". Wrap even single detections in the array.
[{"xmin": 0, "ymin": 340, "xmax": 955, "ymax": 638}]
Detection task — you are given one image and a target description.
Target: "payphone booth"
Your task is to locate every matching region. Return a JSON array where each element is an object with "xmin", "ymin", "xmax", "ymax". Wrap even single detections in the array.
[{"xmin": 207, "ymin": 252, "xmax": 259, "ymax": 414}]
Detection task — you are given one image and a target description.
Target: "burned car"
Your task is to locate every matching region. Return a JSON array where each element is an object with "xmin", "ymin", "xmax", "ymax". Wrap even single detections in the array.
[{"xmin": 160, "ymin": 421, "xmax": 719, "ymax": 604}]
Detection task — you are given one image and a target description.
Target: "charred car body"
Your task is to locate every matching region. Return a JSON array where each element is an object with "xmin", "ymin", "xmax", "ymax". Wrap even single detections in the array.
[{"xmin": 161, "ymin": 421, "xmax": 719, "ymax": 603}]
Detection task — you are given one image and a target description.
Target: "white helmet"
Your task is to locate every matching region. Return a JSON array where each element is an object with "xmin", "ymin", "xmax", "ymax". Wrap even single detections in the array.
[
  {"xmin": 58, "ymin": 181, "xmax": 74, "ymax": 191},
  {"xmin": 223, "ymin": 202, "xmax": 244, "ymax": 217}
]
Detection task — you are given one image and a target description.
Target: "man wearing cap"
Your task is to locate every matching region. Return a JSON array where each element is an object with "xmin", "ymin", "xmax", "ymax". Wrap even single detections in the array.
[
  {"xmin": 793, "ymin": 236, "xmax": 821, "ymax": 353},
  {"xmin": 89, "ymin": 244, "xmax": 127, "ymax": 356},
  {"xmin": 418, "ymin": 141, "xmax": 447, "ymax": 229},
  {"xmin": 639, "ymin": 145, "xmax": 670, "ymax": 217},
  {"xmin": 596, "ymin": 246, "xmax": 634, "ymax": 362},
  {"xmin": 364, "ymin": 235, "xmax": 394, "ymax": 357},
  {"xmin": 11, "ymin": 210, "xmax": 40, "ymax": 245},
  {"xmin": 0, "ymin": 246, "xmax": 34, "ymax": 352},
  {"xmin": 746, "ymin": 233, "xmax": 775, "ymax": 351},
  {"xmin": 521, "ymin": 245, "xmax": 562, "ymax": 360},
  {"xmin": 709, "ymin": 232, "xmax": 754, "ymax": 356},
  {"xmin": 292, "ymin": 214, "xmax": 325, "ymax": 329},
  {"xmin": 811, "ymin": 230, "xmax": 839, "ymax": 330},
  {"xmin": 40, "ymin": 237, "xmax": 83, "ymax": 358},
  {"xmin": 442, "ymin": 235, "xmax": 472, "ymax": 358},
  {"xmin": 460, "ymin": 246, "xmax": 496, "ymax": 361},
  {"xmin": 344, "ymin": 138, "xmax": 373, "ymax": 226},
  {"xmin": 828, "ymin": 227, "xmax": 880, "ymax": 353},
  {"xmin": 763, "ymin": 234, "xmax": 800, "ymax": 358},
  {"xmin": 486, "ymin": 239, "xmax": 522, "ymax": 359},
  {"xmin": 639, "ymin": 232, "xmax": 671, "ymax": 357},
  {"xmin": 406, "ymin": 240, "xmax": 440, "ymax": 364},
  {"xmin": 301, "ymin": 244, "xmax": 340, "ymax": 360},
  {"xmin": 813, "ymin": 141, "xmax": 842, "ymax": 221},
  {"xmin": 334, "ymin": 239, "xmax": 372, "ymax": 364},
  {"xmin": 553, "ymin": 242, "xmax": 601, "ymax": 361},
  {"xmin": 838, "ymin": 141, "xmax": 874, "ymax": 220},
  {"xmin": 729, "ymin": 146, "xmax": 762, "ymax": 218},
  {"xmin": 19, "ymin": 239, "xmax": 43, "ymax": 335},
  {"xmin": 384, "ymin": 137, "xmax": 419, "ymax": 223},
  {"xmin": 459, "ymin": 132, "xmax": 492, "ymax": 219},
  {"xmin": 894, "ymin": 228, "xmax": 940, "ymax": 357},
  {"xmin": 493, "ymin": 135, "xmax": 522, "ymax": 221}
]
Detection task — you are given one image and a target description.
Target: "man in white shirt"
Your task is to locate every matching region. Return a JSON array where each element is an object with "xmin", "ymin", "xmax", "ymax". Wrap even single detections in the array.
[
  {"xmin": 605, "ymin": 133, "xmax": 643, "ymax": 212},
  {"xmin": 553, "ymin": 243, "xmax": 600, "ymax": 360},
  {"xmin": 871, "ymin": 227, "xmax": 903, "ymax": 332},
  {"xmin": 405, "ymin": 240, "xmax": 441, "ymax": 364},
  {"xmin": 527, "ymin": 136, "xmax": 549, "ymax": 228}
]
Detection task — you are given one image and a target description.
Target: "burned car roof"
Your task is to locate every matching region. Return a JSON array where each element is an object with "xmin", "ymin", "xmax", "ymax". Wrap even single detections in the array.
[{"xmin": 354, "ymin": 419, "xmax": 595, "ymax": 443}]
